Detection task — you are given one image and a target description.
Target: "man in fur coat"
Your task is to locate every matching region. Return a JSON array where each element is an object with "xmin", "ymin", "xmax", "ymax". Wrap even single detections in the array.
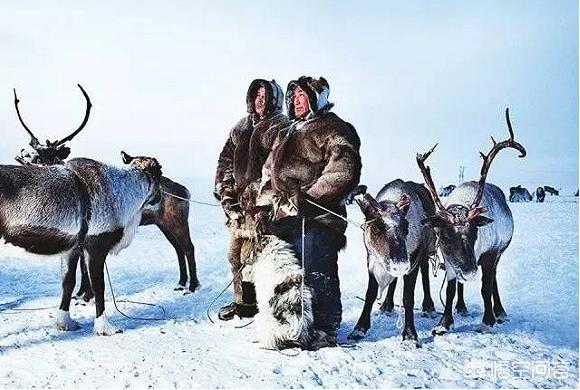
[
  {"xmin": 257, "ymin": 76, "xmax": 362, "ymax": 347},
  {"xmin": 214, "ymin": 79, "xmax": 289, "ymax": 320}
]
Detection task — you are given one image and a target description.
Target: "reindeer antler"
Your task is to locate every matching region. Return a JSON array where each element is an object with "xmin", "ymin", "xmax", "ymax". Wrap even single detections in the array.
[
  {"xmin": 55, "ymin": 84, "xmax": 92, "ymax": 146},
  {"xmin": 13, "ymin": 88, "xmax": 40, "ymax": 147},
  {"xmin": 470, "ymin": 108, "xmax": 527, "ymax": 209},
  {"xmin": 416, "ymin": 143, "xmax": 447, "ymax": 212}
]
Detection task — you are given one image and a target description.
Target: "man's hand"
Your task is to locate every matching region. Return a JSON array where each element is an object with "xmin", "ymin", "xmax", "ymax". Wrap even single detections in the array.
[
  {"xmin": 253, "ymin": 206, "xmax": 271, "ymax": 235},
  {"xmin": 289, "ymin": 188, "xmax": 319, "ymax": 218},
  {"xmin": 223, "ymin": 199, "xmax": 243, "ymax": 221}
]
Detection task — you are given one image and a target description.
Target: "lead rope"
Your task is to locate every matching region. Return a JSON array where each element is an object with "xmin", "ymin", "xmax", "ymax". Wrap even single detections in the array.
[
  {"xmin": 104, "ymin": 261, "xmax": 166, "ymax": 321},
  {"xmin": 205, "ymin": 264, "xmax": 245, "ymax": 324},
  {"xmin": 301, "ymin": 216, "xmax": 305, "ymax": 326},
  {"xmin": 304, "ymin": 199, "xmax": 365, "ymax": 230},
  {"xmin": 159, "ymin": 190, "xmax": 251, "ymax": 326},
  {"xmin": 161, "ymin": 190, "xmax": 224, "ymax": 207},
  {"xmin": 430, "ymin": 238, "xmax": 447, "ymax": 309}
]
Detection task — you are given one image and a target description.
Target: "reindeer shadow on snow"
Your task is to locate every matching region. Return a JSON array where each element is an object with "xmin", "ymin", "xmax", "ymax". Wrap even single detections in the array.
[{"xmin": 346, "ymin": 108, "xmax": 527, "ymax": 347}]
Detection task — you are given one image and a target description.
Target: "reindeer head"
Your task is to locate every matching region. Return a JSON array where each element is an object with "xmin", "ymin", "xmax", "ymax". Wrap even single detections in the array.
[
  {"xmin": 351, "ymin": 186, "xmax": 412, "ymax": 277},
  {"xmin": 416, "ymin": 108, "xmax": 526, "ymax": 282},
  {"xmin": 421, "ymin": 204, "xmax": 493, "ymax": 281},
  {"xmin": 121, "ymin": 151, "xmax": 163, "ymax": 205},
  {"xmin": 13, "ymin": 84, "xmax": 92, "ymax": 166}
]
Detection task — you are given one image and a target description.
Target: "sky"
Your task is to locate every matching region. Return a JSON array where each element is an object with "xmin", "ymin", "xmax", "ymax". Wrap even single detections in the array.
[{"xmin": 0, "ymin": 1, "xmax": 577, "ymax": 195}]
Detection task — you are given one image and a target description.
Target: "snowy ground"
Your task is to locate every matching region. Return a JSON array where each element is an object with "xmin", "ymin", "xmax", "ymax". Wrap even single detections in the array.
[{"xmin": 0, "ymin": 178, "xmax": 578, "ymax": 388}]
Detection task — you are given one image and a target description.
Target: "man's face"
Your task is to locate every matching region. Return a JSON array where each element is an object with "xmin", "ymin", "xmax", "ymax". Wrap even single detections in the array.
[
  {"xmin": 293, "ymin": 86, "xmax": 310, "ymax": 118},
  {"xmin": 254, "ymin": 86, "xmax": 266, "ymax": 118}
]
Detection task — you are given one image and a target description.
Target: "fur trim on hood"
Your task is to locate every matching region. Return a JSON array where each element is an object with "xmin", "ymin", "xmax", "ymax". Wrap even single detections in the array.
[
  {"xmin": 246, "ymin": 79, "xmax": 284, "ymax": 116},
  {"xmin": 286, "ymin": 76, "xmax": 334, "ymax": 120}
]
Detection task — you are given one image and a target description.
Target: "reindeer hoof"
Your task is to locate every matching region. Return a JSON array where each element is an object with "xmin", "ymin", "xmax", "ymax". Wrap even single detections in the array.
[
  {"xmin": 347, "ymin": 328, "xmax": 367, "ymax": 341},
  {"xmin": 379, "ymin": 301, "xmax": 395, "ymax": 314},
  {"xmin": 432, "ymin": 322, "xmax": 454, "ymax": 336},
  {"xmin": 82, "ymin": 293, "xmax": 94, "ymax": 303},
  {"xmin": 495, "ymin": 311, "xmax": 508, "ymax": 323},
  {"xmin": 188, "ymin": 282, "xmax": 200, "ymax": 294},
  {"xmin": 422, "ymin": 309, "xmax": 438, "ymax": 318},
  {"xmin": 402, "ymin": 328, "xmax": 420, "ymax": 346},
  {"xmin": 174, "ymin": 284, "xmax": 186, "ymax": 291},
  {"xmin": 402, "ymin": 336, "xmax": 422, "ymax": 349},
  {"xmin": 55, "ymin": 310, "xmax": 81, "ymax": 331},
  {"xmin": 94, "ymin": 315, "xmax": 123, "ymax": 336},
  {"xmin": 455, "ymin": 306, "xmax": 469, "ymax": 316},
  {"xmin": 476, "ymin": 322, "xmax": 496, "ymax": 333}
]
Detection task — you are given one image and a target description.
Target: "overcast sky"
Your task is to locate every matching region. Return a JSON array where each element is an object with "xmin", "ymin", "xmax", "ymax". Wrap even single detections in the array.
[{"xmin": 0, "ymin": 1, "xmax": 577, "ymax": 195}]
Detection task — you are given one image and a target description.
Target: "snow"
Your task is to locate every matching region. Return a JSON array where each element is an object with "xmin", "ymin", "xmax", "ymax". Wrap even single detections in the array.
[{"xmin": 0, "ymin": 178, "xmax": 578, "ymax": 388}]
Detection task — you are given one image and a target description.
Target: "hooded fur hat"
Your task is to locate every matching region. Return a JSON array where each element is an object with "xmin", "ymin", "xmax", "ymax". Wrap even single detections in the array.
[
  {"xmin": 246, "ymin": 79, "xmax": 284, "ymax": 116},
  {"xmin": 286, "ymin": 76, "xmax": 334, "ymax": 120}
]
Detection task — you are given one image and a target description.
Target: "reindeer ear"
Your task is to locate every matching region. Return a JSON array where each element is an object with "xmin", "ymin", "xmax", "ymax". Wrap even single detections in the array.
[
  {"xmin": 358, "ymin": 193, "xmax": 379, "ymax": 218},
  {"xmin": 421, "ymin": 215, "xmax": 448, "ymax": 229},
  {"xmin": 397, "ymin": 194, "xmax": 411, "ymax": 215},
  {"xmin": 151, "ymin": 158, "xmax": 163, "ymax": 179},
  {"xmin": 470, "ymin": 215, "xmax": 494, "ymax": 227},
  {"xmin": 121, "ymin": 151, "xmax": 133, "ymax": 164},
  {"xmin": 56, "ymin": 146, "xmax": 71, "ymax": 161},
  {"xmin": 346, "ymin": 184, "xmax": 367, "ymax": 205}
]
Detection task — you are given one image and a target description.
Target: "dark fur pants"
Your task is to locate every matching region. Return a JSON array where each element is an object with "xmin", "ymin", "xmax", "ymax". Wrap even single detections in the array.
[{"xmin": 271, "ymin": 217, "xmax": 342, "ymax": 333}]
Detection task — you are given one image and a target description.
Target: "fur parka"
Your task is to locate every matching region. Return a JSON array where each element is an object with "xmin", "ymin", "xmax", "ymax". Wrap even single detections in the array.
[
  {"xmin": 258, "ymin": 79, "xmax": 362, "ymax": 239},
  {"xmin": 214, "ymin": 80, "xmax": 289, "ymax": 215}
]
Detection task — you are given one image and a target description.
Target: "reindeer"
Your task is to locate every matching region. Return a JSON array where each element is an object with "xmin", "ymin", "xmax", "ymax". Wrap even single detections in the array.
[
  {"xmin": 12, "ymin": 85, "xmax": 198, "ymax": 295},
  {"xmin": 439, "ymin": 184, "xmax": 456, "ymax": 197},
  {"xmin": 536, "ymin": 186, "xmax": 546, "ymax": 203},
  {"xmin": 543, "ymin": 185, "xmax": 559, "ymax": 196},
  {"xmin": 0, "ymin": 152, "xmax": 163, "ymax": 335},
  {"xmin": 417, "ymin": 108, "xmax": 526, "ymax": 335},
  {"xmin": 347, "ymin": 180, "xmax": 437, "ymax": 345},
  {"xmin": 508, "ymin": 185, "xmax": 532, "ymax": 202}
]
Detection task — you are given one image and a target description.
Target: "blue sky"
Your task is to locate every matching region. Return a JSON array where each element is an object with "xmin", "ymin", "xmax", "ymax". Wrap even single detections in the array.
[{"xmin": 0, "ymin": 1, "xmax": 577, "ymax": 193}]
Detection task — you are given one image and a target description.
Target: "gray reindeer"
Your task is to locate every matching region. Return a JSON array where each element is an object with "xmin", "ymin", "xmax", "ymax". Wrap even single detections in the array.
[
  {"xmin": 347, "ymin": 180, "xmax": 437, "ymax": 346},
  {"xmin": 0, "ymin": 152, "xmax": 163, "ymax": 335},
  {"xmin": 12, "ymin": 85, "xmax": 198, "ymax": 298},
  {"xmin": 417, "ymin": 108, "xmax": 526, "ymax": 335}
]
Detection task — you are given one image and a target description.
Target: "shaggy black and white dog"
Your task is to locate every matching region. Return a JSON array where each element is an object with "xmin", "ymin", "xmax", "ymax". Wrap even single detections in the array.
[{"xmin": 251, "ymin": 236, "xmax": 313, "ymax": 349}]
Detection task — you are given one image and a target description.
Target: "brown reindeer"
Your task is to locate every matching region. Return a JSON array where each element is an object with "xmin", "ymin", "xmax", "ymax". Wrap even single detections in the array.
[{"xmin": 13, "ymin": 85, "xmax": 199, "ymax": 295}]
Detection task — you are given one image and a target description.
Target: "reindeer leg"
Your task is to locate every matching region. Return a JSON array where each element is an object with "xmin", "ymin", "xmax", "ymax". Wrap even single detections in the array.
[
  {"xmin": 492, "ymin": 261, "xmax": 507, "ymax": 323},
  {"xmin": 402, "ymin": 261, "xmax": 420, "ymax": 346},
  {"xmin": 74, "ymin": 253, "xmax": 94, "ymax": 303},
  {"xmin": 479, "ymin": 252, "xmax": 496, "ymax": 331},
  {"xmin": 419, "ymin": 255, "xmax": 436, "ymax": 317},
  {"xmin": 433, "ymin": 276, "xmax": 456, "ymax": 335},
  {"xmin": 87, "ymin": 250, "xmax": 122, "ymax": 336},
  {"xmin": 348, "ymin": 271, "xmax": 379, "ymax": 340},
  {"xmin": 177, "ymin": 227, "xmax": 198, "ymax": 293},
  {"xmin": 56, "ymin": 250, "xmax": 81, "ymax": 331},
  {"xmin": 455, "ymin": 282, "xmax": 468, "ymax": 316},
  {"xmin": 158, "ymin": 225, "xmax": 188, "ymax": 290},
  {"xmin": 379, "ymin": 277, "xmax": 397, "ymax": 313}
]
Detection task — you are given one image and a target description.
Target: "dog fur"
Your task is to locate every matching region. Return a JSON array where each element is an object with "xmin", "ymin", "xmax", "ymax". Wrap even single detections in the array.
[{"xmin": 251, "ymin": 236, "xmax": 313, "ymax": 350}]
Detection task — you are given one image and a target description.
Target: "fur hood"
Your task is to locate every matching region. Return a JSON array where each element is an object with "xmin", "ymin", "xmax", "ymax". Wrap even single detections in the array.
[
  {"xmin": 246, "ymin": 79, "xmax": 284, "ymax": 117},
  {"xmin": 286, "ymin": 76, "xmax": 334, "ymax": 120}
]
